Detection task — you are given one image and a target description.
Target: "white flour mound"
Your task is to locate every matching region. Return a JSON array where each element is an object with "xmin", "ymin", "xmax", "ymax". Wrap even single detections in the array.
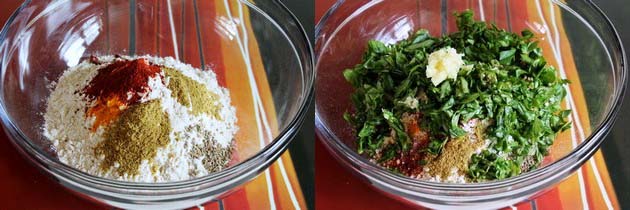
[{"xmin": 43, "ymin": 55, "xmax": 238, "ymax": 182}]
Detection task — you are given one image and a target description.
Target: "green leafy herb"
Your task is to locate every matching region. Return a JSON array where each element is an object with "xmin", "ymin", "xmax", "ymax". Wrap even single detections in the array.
[{"xmin": 343, "ymin": 10, "xmax": 571, "ymax": 182}]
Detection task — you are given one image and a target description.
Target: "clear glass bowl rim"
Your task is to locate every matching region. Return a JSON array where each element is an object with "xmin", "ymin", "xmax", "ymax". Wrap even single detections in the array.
[
  {"xmin": 0, "ymin": 0, "xmax": 314, "ymax": 199},
  {"xmin": 315, "ymin": 0, "xmax": 627, "ymax": 202}
]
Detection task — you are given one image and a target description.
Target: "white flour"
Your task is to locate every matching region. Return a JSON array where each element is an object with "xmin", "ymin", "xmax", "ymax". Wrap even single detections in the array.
[{"xmin": 43, "ymin": 55, "xmax": 238, "ymax": 182}]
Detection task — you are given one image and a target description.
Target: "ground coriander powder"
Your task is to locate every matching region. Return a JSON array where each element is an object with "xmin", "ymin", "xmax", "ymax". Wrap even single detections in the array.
[
  {"xmin": 94, "ymin": 100, "xmax": 171, "ymax": 176},
  {"xmin": 163, "ymin": 67, "xmax": 221, "ymax": 118},
  {"xmin": 424, "ymin": 121, "xmax": 488, "ymax": 181}
]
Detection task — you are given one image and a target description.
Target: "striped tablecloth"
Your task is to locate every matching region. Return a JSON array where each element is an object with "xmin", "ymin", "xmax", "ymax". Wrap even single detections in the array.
[
  {"xmin": 0, "ymin": 0, "xmax": 306, "ymax": 209},
  {"xmin": 315, "ymin": 0, "xmax": 619, "ymax": 209}
]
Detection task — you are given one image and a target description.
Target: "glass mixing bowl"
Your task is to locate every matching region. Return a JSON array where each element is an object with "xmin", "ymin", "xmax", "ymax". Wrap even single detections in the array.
[
  {"xmin": 315, "ymin": 0, "xmax": 626, "ymax": 209},
  {"xmin": 0, "ymin": 0, "xmax": 313, "ymax": 209}
]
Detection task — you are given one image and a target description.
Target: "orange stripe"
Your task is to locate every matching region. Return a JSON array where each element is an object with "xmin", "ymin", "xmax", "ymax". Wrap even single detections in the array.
[
  {"xmin": 196, "ymin": 0, "xmax": 227, "ymax": 86},
  {"xmin": 508, "ymin": 0, "xmax": 568, "ymax": 209},
  {"xmin": 526, "ymin": 1, "xmax": 620, "ymax": 209},
  {"xmin": 135, "ymin": 0, "xmax": 159, "ymax": 55},
  {"xmin": 591, "ymin": 151, "xmax": 620, "ymax": 209},
  {"xmin": 181, "ymin": 0, "xmax": 202, "ymax": 67},
  {"xmin": 535, "ymin": 188, "xmax": 563, "ymax": 210},
  {"xmin": 235, "ymin": 2, "xmax": 286, "ymax": 208},
  {"xmin": 222, "ymin": 188, "xmax": 251, "ymax": 210},
  {"xmin": 544, "ymin": 0, "xmax": 591, "ymax": 133},
  {"xmin": 193, "ymin": 0, "xmax": 252, "ymax": 208},
  {"xmin": 157, "ymin": 0, "xmax": 182, "ymax": 58},
  {"xmin": 106, "ymin": 0, "xmax": 130, "ymax": 54}
]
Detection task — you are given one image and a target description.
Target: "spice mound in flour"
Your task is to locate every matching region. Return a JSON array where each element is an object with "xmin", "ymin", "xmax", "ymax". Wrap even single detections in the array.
[
  {"xmin": 164, "ymin": 67, "xmax": 221, "ymax": 118},
  {"xmin": 95, "ymin": 100, "xmax": 171, "ymax": 176},
  {"xmin": 83, "ymin": 58, "xmax": 163, "ymax": 131},
  {"xmin": 43, "ymin": 55, "xmax": 238, "ymax": 182}
]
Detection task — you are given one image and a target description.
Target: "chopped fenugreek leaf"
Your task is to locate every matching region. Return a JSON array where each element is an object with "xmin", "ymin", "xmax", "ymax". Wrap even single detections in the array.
[{"xmin": 344, "ymin": 10, "xmax": 571, "ymax": 182}]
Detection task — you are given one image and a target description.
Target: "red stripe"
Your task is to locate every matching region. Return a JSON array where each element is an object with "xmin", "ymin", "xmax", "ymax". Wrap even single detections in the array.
[
  {"xmin": 469, "ymin": 0, "xmax": 481, "ymax": 21},
  {"xmin": 314, "ymin": 140, "xmax": 417, "ymax": 209},
  {"xmin": 205, "ymin": 202, "xmax": 220, "ymax": 210},
  {"xmin": 493, "ymin": 0, "xmax": 509, "ymax": 30},
  {"xmin": 447, "ymin": 0, "xmax": 469, "ymax": 33},
  {"xmin": 535, "ymin": 187, "xmax": 564, "ymax": 210},
  {"xmin": 106, "ymin": 0, "xmax": 130, "ymax": 54},
  {"xmin": 315, "ymin": 0, "xmax": 335, "ymax": 22},
  {"xmin": 195, "ymin": 0, "xmax": 227, "ymax": 86},
  {"xmin": 418, "ymin": 0, "xmax": 442, "ymax": 36},
  {"xmin": 157, "ymin": 0, "xmax": 183, "ymax": 58},
  {"xmin": 79, "ymin": 0, "xmax": 110, "ymax": 56},
  {"xmin": 507, "ymin": 0, "xmax": 528, "ymax": 32},
  {"xmin": 222, "ymin": 188, "xmax": 251, "ymax": 210},
  {"xmin": 0, "ymin": 130, "xmax": 106, "ymax": 209},
  {"xmin": 180, "ymin": 0, "xmax": 202, "ymax": 67},
  {"xmin": 195, "ymin": 201, "xmax": 220, "ymax": 210},
  {"xmin": 515, "ymin": 200, "xmax": 532, "ymax": 210},
  {"xmin": 135, "ymin": 0, "xmax": 159, "ymax": 55},
  {"xmin": 483, "ymin": 0, "xmax": 498, "ymax": 24}
]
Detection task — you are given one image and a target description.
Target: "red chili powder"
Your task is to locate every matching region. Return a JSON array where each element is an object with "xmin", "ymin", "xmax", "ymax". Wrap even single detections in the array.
[
  {"xmin": 83, "ymin": 58, "xmax": 163, "ymax": 130},
  {"xmin": 382, "ymin": 113, "xmax": 430, "ymax": 177}
]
